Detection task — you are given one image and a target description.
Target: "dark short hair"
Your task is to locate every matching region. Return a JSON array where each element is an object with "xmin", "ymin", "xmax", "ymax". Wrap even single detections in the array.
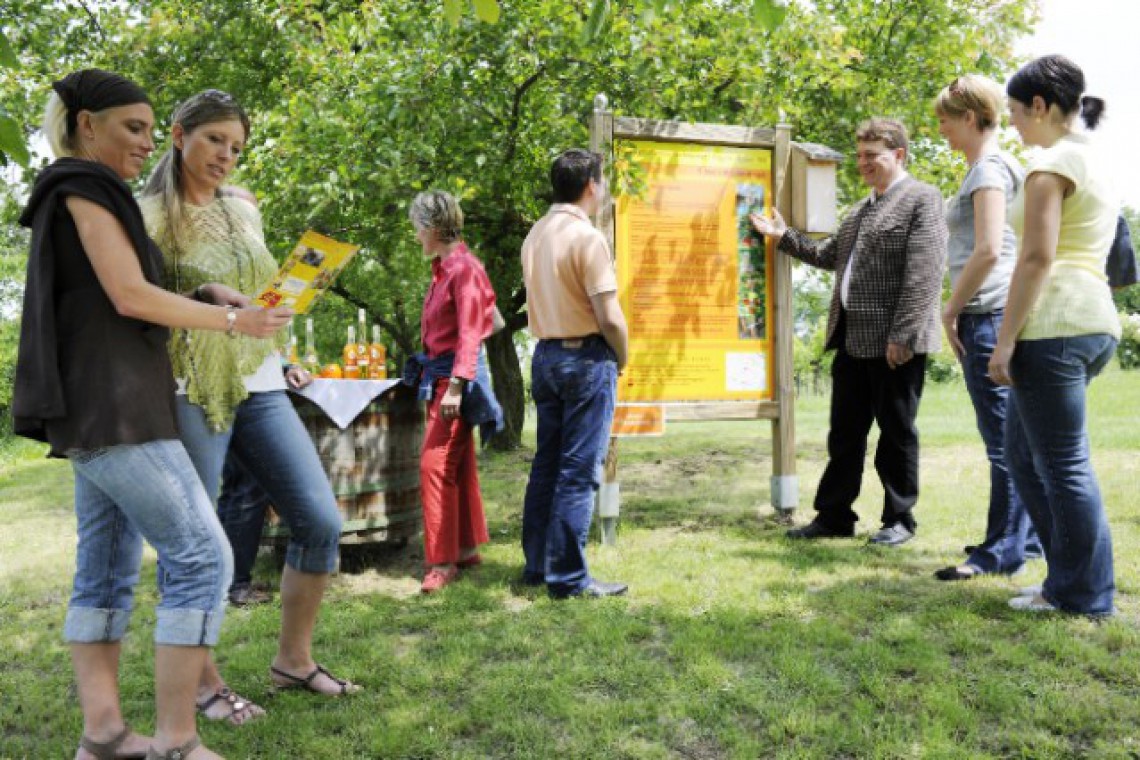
[
  {"xmin": 1006, "ymin": 54, "xmax": 1104, "ymax": 130},
  {"xmin": 855, "ymin": 118, "xmax": 909, "ymax": 153},
  {"xmin": 550, "ymin": 149, "xmax": 603, "ymax": 204}
]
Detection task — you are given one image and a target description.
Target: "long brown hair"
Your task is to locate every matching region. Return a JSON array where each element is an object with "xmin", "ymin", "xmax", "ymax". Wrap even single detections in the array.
[{"xmin": 141, "ymin": 89, "xmax": 251, "ymax": 252}]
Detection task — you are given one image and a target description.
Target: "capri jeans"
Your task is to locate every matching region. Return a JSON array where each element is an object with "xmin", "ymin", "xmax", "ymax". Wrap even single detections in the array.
[
  {"xmin": 176, "ymin": 390, "xmax": 342, "ymax": 574},
  {"xmin": 66, "ymin": 439, "xmax": 232, "ymax": 647}
]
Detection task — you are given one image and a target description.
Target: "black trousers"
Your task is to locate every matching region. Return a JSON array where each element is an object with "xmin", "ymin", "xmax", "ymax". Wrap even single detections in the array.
[{"xmin": 814, "ymin": 325, "xmax": 927, "ymax": 532}]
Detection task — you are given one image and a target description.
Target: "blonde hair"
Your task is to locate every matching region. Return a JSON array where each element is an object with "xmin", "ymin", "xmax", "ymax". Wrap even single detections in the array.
[
  {"xmin": 934, "ymin": 74, "xmax": 1005, "ymax": 131},
  {"xmin": 43, "ymin": 93, "xmax": 75, "ymax": 158},
  {"xmin": 409, "ymin": 190, "xmax": 464, "ymax": 243},
  {"xmin": 141, "ymin": 90, "xmax": 251, "ymax": 254}
]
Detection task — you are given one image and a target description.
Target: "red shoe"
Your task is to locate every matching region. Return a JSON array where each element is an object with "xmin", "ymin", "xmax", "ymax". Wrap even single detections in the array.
[
  {"xmin": 457, "ymin": 553, "xmax": 483, "ymax": 569},
  {"xmin": 421, "ymin": 566, "xmax": 459, "ymax": 593}
]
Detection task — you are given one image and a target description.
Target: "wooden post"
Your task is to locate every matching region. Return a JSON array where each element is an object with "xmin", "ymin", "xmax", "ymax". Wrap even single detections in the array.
[
  {"xmin": 590, "ymin": 94, "xmax": 621, "ymax": 545},
  {"xmin": 597, "ymin": 438, "xmax": 620, "ymax": 545},
  {"xmin": 770, "ymin": 122, "xmax": 798, "ymax": 515}
]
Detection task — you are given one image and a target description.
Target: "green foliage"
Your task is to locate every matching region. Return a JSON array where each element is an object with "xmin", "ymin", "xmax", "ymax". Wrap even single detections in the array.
[
  {"xmin": 1117, "ymin": 312, "xmax": 1140, "ymax": 370},
  {"xmin": 0, "ymin": 0, "xmax": 1037, "ymax": 447},
  {"xmin": 925, "ymin": 342, "xmax": 963, "ymax": 384},
  {"xmin": 0, "ymin": 29, "xmax": 28, "ymax": 167},
  {"xmin": 0, "ymin": 29, "xmax": 18, "ymax": 68}
]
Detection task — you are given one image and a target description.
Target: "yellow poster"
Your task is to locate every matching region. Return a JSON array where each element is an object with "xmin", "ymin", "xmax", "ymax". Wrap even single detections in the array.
[{"xmin": 614, "ymin": 140, "xmax": 774, "ymax": 402}]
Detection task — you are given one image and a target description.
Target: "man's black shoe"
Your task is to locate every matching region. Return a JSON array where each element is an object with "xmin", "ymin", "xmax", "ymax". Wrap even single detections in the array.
[
  {"xmin": 517, "ymin": 572, "xmax": 544, "ymax": 587},
  {"xmin": 868, "ymin": 522, "xmax": 915, "ymax": 547},
  {"xmin": 785, "ymin": 520, "xmax": 855, "ymax": 540}
]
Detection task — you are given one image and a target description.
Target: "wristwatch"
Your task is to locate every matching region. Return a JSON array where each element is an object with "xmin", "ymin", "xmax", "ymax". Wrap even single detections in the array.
[{"xmin": 225, "ymin": 306, "xmax": 238, "ymax": 337}]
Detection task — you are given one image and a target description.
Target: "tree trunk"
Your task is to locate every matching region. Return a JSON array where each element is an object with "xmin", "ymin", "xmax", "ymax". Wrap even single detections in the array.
[{"xmin": 485, "ymin": 327, "xmax": 525, "ymax": 450}]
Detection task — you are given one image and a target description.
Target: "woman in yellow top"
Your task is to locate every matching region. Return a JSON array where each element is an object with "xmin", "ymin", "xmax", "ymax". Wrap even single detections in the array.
[
  {"xmin": 141, "ymin": 90, "xmax": 359, "ymax": 721},
  {"xmin": 989, "ymin": 55, "xmax": 1121, "ymax": 616}
]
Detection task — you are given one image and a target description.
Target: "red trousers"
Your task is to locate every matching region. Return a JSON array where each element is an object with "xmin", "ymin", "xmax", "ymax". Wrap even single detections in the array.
[{"xmin": 420, "ymin": 381, "xmax": 489, "ymax": 565}]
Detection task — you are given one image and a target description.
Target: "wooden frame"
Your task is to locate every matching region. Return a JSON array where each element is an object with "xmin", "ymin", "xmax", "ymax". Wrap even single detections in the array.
[{"xmin": 590, "ymin": 96, "xmax": 799, "ymax": 522}]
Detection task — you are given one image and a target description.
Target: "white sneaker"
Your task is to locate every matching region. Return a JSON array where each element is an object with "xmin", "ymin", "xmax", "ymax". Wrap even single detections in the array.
[
  {"xmin": 1016, "ymin": 585, "xmax": 1043, "ymax": 597},
  {"xmin": 1009, "ymin": 594, "xmax": 1056, "ymax": 612}
]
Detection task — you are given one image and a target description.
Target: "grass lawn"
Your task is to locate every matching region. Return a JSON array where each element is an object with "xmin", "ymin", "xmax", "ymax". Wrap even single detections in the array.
[{"xmin": 1, "ymin": 367, "xmax": 1138, "ymax": 759}]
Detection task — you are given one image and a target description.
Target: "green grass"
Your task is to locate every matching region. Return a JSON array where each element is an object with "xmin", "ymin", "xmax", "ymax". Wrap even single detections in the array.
[{"xmin": 2, "ymin": 368, "xmax": 1139, "ymax": 758}]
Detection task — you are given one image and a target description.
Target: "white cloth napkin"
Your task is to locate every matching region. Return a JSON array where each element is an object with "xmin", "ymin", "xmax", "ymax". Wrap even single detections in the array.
[{"xmin": 292, "ymin": 378, "xmax": 402, "ymax": 429}]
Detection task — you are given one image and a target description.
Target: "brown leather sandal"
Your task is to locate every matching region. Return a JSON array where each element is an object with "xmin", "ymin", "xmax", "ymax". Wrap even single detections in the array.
[
  {"xmin": 195, "ymin": 686, "xmax": 265, "ymax": 724},
  {"xmin": 79, "ymin": 725, "xmax": 147, "ymax": 759},
  {"xmin": 145, "ymin": 735, "xmax": 200, "ymax": 760}
]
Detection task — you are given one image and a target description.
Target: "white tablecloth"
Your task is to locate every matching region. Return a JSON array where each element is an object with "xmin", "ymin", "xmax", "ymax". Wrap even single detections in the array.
[{"xmin": 291, "ymin": 378, "xmax": 402, "ymax": 429}]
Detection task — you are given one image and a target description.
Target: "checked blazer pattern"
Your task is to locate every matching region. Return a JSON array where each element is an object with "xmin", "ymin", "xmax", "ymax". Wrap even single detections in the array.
[{"xmin": 778, "ymin": 176, "xmax": 947, "ymax": 359}]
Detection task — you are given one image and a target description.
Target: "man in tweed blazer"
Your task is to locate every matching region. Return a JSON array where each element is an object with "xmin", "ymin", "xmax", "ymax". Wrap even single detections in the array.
[{"xmin": 752, "ymin": 118, "xmax": 947, "ymax": 546}]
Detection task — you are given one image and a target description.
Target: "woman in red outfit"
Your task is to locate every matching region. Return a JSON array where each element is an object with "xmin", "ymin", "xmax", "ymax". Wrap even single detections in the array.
[{"xmin": 409, "ymin": 190, "xmax": 498, "ymax": 593}]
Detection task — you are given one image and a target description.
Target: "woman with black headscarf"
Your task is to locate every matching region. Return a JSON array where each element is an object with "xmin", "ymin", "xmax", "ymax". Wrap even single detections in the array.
[{"xmin": 14, "ymin": 69, "xmax": 290, "ymax": 759}]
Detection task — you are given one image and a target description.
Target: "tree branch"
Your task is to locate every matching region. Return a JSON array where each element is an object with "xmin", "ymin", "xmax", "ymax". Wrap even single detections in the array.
[{"xmin": 72, "ymin": 0, "xmax": 107, "ymax": 44}]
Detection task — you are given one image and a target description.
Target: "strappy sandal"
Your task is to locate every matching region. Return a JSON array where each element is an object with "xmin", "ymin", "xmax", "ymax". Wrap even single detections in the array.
[
  {"xmin": 145, "ymin": 735, "xmax": 200, "ymax": 760},
  {"xmin": 270, "ymin": 664, "xmax": 360, "ymax": 696},
  {"xmin": 79, "ymin": 725, "xmax": 147, "ymax": 759},
  {"xmin": 195, "ymin": 686, "xmax": 265, "ymax": 725}
]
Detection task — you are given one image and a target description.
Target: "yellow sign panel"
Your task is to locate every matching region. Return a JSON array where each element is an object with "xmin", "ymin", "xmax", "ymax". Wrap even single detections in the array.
[
  {"xmin": 610, "ymin": 405, "xmax": 666, "ymax": 437},
  {"xmin": 615, "ymin": 140, "xmax": 774, "ymax": 403}
]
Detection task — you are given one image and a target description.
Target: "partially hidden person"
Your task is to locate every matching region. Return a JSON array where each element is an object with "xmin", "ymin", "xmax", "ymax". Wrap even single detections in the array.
[
  {"xmin": 931, "ymin": 74, "xmax": 1044, "ymax": 581},
  {"xmin": 402, "ymin": 190, "xmax": 503, "ymax": 593},
  {"xmin": 139, "ymin": 89, "xmax": 359, "ymax": 712}
]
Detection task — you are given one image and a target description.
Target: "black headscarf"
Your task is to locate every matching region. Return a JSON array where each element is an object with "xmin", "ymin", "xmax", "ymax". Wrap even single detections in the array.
[{"xmin": 51, "ymin": 68, "xmax": 151, "ymax": 139}]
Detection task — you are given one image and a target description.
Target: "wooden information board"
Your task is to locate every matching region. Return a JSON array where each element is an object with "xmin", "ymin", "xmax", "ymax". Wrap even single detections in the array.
[{"xmin": 591, "ymin": 103, "xmax": 800, "ymax": 515}]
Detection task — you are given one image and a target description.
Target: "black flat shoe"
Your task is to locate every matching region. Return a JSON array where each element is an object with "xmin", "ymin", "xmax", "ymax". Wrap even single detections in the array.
[
  {"xmin": 934, "ymin": 565, "xmax": 981, "ymax": 581},
  {"xmin": 786, "ymin": 520, "xmax": 855, "ymax": 540}
]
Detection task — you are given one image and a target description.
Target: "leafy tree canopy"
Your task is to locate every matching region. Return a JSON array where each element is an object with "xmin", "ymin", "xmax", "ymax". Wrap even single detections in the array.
[{"xmin": 0, "ymin": 0, "xmax": 1037, "ymax": 446}]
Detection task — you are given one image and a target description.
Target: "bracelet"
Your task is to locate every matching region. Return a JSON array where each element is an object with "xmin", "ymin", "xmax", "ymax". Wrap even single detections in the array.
[{"xmin": 225, "ymin": 306, "xmax": 238, "ymax": 337}]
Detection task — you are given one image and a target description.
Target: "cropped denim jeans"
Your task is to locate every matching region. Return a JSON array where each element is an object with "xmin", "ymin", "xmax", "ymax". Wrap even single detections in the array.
[
  {"xmin": 176, "ymin": 390, "xmax": 342, "ymax": 576},
  {"xmin": 1006, "ymin": 334, "xmax": 1117, "ymax": 615},
  {"xmin": 66, "ymin": 439, "xmax": 232, "ymax": 646},
  {"xmin": 521, "ymin": 336, "xmax": 618, "ymax": 597},
  {"xmin": 958, "ymin": 311, "xmax": 1041, "ymax": 573}
]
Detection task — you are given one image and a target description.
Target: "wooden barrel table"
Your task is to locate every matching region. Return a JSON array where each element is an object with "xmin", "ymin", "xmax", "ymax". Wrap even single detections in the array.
[{"xmin": 264, "ymin": 381, "xmax": 423, "ymax": 546}]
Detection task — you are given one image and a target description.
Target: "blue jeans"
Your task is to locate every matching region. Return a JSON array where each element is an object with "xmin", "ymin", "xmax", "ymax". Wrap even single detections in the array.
[
  {"xmin": 958, "ymin": 311, "xmax": 1041, "ymax": 573},
  {"xmin": 218, "ymin": 453, "xmax": 271, "ymax": 591},
  {"xmin": 66, "ymin": 440, "xmax": 232, "ymax": 646},
  {"xmin": 176, "ymin": 390, "xmax": 342, "ymax": 575},
  {"xmin": 1006, "ymin": 334, "xmax": 1117, "ymax": 615},
  {"xmin": 522, "ymin": 337, "xmax": 618, "ymax": 597}
]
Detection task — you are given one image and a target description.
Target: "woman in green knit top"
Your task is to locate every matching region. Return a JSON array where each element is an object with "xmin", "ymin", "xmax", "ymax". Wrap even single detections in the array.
[
  {"xmin": 141, "ymin": 90, "xmax": 359, "ymax": 722},
  {"xmin": 989, "ymin": 56, "xmax": 1120, "ymax": 616}
]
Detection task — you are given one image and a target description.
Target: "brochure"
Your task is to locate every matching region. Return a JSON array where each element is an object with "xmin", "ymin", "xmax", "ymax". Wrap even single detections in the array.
[{"xmin": 254, "ymin": 230, "xmax": 360, "ymax": 313}]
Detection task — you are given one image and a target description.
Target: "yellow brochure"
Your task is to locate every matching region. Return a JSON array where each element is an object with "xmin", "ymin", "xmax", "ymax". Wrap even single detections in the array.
[{"xmin": 254, "ymin": 230, "xmax": 360, "ymax": 313}]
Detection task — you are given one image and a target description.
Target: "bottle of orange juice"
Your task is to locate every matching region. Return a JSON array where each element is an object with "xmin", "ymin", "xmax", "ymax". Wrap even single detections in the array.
[
  {"xmin": 368, "ymin": 324, "xmax": 387, "ymax": 379},
  {"xmin": 355, "ymin": 309, "xmax": 370, "ymax": 379},
  {"xmin": 342, "ymin": 325, "xmax": 360, "ymax": 380}
]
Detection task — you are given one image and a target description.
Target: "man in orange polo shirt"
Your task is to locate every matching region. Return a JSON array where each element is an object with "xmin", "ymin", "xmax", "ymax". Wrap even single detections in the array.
[{"xmin": 520, "ymin": 149, "xmax": 630, "ymax": 599}]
